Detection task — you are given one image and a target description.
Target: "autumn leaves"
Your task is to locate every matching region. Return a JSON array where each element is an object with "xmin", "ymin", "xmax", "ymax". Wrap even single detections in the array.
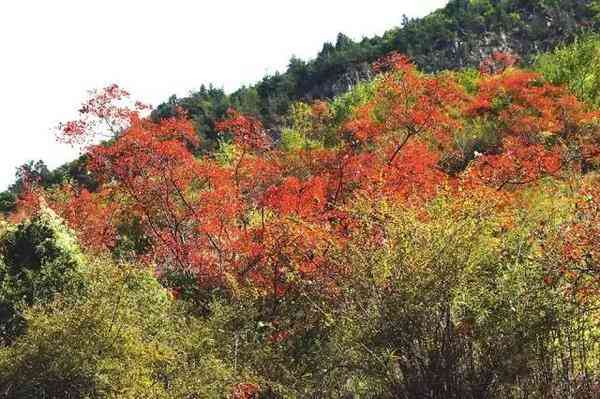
[{"xmin": 17, "ymin": 53, "xmax": 599, "ymax": 302}]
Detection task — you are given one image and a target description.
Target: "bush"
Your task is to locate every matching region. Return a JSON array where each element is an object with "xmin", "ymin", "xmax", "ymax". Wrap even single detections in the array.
[
  {"xmin": 320, "ymin": 194, "xmax": 599, "ymax": 398},
  {"xmin": 536, "ymin": 33, "xmax": 600, "ymax": 106},
  {"xmin": 0, "ymin": 204, "xmax": 85, "ymax": 341},
  {"xmin": 0, "ymin": 259, "xmax": 244, "ymax": 398}
]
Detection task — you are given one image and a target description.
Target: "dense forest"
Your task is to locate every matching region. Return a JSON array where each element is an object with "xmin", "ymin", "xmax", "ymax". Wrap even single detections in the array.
[
  {"xmin": 2, "ymin": 0, "xmax": 599, "ymax": 210},
  {"xmin": 1, "ymin": 0, "xmax": 600, "ymax": 398}
]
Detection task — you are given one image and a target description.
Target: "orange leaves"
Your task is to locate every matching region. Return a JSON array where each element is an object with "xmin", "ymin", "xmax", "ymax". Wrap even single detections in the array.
[
  {"xmin": 88, "ymin": 115, "xmax": 199, "ymax": 188},
  {"xmin": 479, "ymin": 51, "xmax": 519, "ymax": 75},
  {"xmin": 466, "ymin": 97, "xmax": 493, "ymax": 115},
  {"xmin": 216, "ymin": 108, "xmax": 271, "ymax": 151},
  {"xmin": 146, "ymin": 112, "xmax": 199, "ymax": 146},
  {"xmin": 311, "ymin": 100, "xmax": 332, "ymax": 119},
  {"xmin": 39, "ymin": 54, "xmax": 600, "ymax": 303},
  {"xmin": 372, "ymin": 51, "xmax": 413, "ymax": 74},
  {"xmin": 81, "ymin": 112, "xmax": 226, "ymax": 278},
  {"xmin": 65, "ymin": 102, "xmax": 204, "ymax": 268},
  {"xmin": 459, "ymin": 67, "xmax": 600, "ymax": 190},
  {"xmin": 340, "ymin": 56, "xmax": 464, "ymax": 201},
  {"xmin": 467, "ymin": 69, "xmax": 594, "ymax": 139},
  {"xmin": 264, "ymin": 176, "xmax": 328, "ymax": 219},
  {"xmin": 359, "ymin": 56, "xmax": 466, "ymax": 156},
  {"xmin": 470, "ymin": 137, "xmax": 562, "ymax": 189},
  {"xmin": 231, "ymin": 383, "xmax": 260, "ymax": 399},
  {"xmin": 9, "ymin": 180, "xmax": 44, "ymax": 223},
  {"xmin": 380, "ymin": 141, "xmax": 447, "ymax": 201},
  {"xmin": 54, "ymin": 188, "xmax": 117, "ymax": 251},
  {"xmin": 344, "ymin": 104, "xmax": 382, "ymax": 143}
]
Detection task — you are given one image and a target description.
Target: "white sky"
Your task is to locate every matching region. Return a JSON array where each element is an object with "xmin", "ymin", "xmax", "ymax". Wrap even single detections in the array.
[{"xmin": 0, "ymin": 0, "xmax": 447, "ymax": 190}]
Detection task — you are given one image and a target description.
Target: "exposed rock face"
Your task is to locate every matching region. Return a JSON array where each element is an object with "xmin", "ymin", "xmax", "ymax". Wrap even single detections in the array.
[{"xmin": 304, "ymin": 62, "xmax": 374, "ymax": 100}]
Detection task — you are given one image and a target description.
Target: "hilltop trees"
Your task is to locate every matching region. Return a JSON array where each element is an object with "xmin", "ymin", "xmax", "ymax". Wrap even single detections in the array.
[{"xmin": 146, "ymin": 0, "xmax": 599, "ymax": 149}]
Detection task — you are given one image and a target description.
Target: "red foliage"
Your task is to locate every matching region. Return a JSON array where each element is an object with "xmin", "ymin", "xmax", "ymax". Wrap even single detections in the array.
[
  {"xmin": 377, "ymin": 141, "xmax": 448, "ymax": 201},
  {"xmin": 464, "ymin": 68, "xmax": 600, "ymax": 188},
  {"xmin": 54, "ymin": 188, "xmax": 117, "ymax": 251},
  {"xmin": 231, "ymin": 383, "xmax": 260, "ymax": 399},
  {"xmin": 479, "ymin": 51, "xmax": 519, "ymax": 75},
  {"xmin": 10, "ymin": 182, "xmax": 44, "ymax": 223},
  {"xmin": 344, "ymin": 104, "xmax": 382, "ymax": 143},
  {"xmin": 355, "ymin": 56, "xmax": 466, "ymax": 163},
  {"xmin": 372, "ymin": 51, "xmax": 413, "ymax": 74},
  {"xmin": 57, "ymin": 84, "xmax": 150, "ymax": 146},
  {"xmin": 23, "ymin": 54, "xmax": 598, "ymax": 303},
  {"xmin": 466, "ymin": 69, "xmax": 594, "ymax": 137},
  {"xmin": 263, "ymin": 176, "xmax": 328, "ymax": 219},
  {"xmin": 216, "ymin": 108, "xmax": 271, "ymax": 151},
  {"xmin": 470, "ymin": 136, "xmax": 562, "ymax": 189}
]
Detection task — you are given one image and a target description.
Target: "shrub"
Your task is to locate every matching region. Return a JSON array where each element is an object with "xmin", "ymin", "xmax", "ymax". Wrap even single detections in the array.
[
  {"xmin": 0, "ymin": 204, "xmax": 85, "ymax": 341},
  {"xmin": 0, "ymin": 259, "xmax": 244, "ymax": 398},
  {"xmin": 536, "ymin": 33, "xmax": 600, "ymax": 106}
]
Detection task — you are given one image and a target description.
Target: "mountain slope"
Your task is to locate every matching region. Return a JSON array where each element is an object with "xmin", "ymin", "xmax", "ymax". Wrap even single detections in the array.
[
  {"xmin": 153, "ymin": 0, "xmax": 599, "ymax": 137},
  {"xmin": 2, "ymin": 0, "xmax": 599, "ymax": 214}
]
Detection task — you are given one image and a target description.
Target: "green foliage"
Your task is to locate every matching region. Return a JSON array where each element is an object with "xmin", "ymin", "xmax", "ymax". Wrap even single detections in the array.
[
  {"xmin": 7, "ymin": 0, "xmax": 597, "ymax": 202},
  {"xmin": 444, "ymin": 116, "xmax": 501, "ymax": 173},
  {"xmin": 0, "ymin": 156, "xmax": 96, "ymax": 216},
  {"xmin": 320, "ymin": 196, "xmax": 599, "ymax": 398},
  {"xmin": 330, "ymin": 78, "xmax": 379, "ymax": 125},
  {"xmin": 0, "ymin": 205, "xmax": 85, "ymax": 341},
  {"xmin": 214, "ymin": 139, "xmax": 240, "ymax": 166},
  {"xmin": 0, "ymin": 259, "xmax": 242, "ymax": 399},
  {"xmin": 449, "ymin": 68, "xmax": 481, "ymax": 94},
  {"xmin": 112, "ymin": 217, "xmax": 151, "ymax": 261},
  {"xmin": 2, "ymin": 190, "xmax": 597, "ymax": 397},
  {"xmin": 536, "ymin": 33, "xmax": 600, "ymax": 106},
  {"xmin": 197, "ymin": 290, "xmax": 336, "ymax": 398},
  {"xmin": 151, "ymin": 84, "xmax": 235, "ymax": 153},
  {"xmin": 283, "ymin": 102, "xmax": 335, "ymax": 148},
  {"xmin": 143, "ymin": 190, "xmax": 598, "ymax": 398},
  {"xmin": 280, "ymin": 128, "xmax": 321, "ymax": 152},
  {"xmin": 0, "ymin": 192, "xmax": 15, "ymax": 216},
  {"xmin": 2, "ymin": 3, "xmax": 600, "ymax": 397}
]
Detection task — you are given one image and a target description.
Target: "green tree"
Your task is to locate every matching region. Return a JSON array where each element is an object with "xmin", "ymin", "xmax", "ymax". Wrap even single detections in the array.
[
  {"xmin": 0, "ymin": 259, "xmax": 243, "ymax": 398},
  {"xmin": 536, "ymin": 33, "xmax": 600, "ymax": 106},
  {"xmin": 0, "ymin": 204, "xmax": 85, "ymax": 341}
]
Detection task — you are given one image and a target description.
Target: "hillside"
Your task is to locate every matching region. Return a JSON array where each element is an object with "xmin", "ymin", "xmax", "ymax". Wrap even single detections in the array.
[
  {"xmin": 0, "ymin": 2, "xmax": 600, "ymax": 397},
  {"xmin": 1, "ymin": 38, "xmax": 600, "ymax": 398},
  {"xmin": 1, "ymin": 0, "xmax": 598, "ymax": 208},
  {"xmin": 153, "ymin": 0, "xmax": 599, "ymax": 136}
]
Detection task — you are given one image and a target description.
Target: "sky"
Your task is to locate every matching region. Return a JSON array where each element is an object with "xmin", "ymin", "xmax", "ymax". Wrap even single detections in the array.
[{"xmin": 0, "ymin": 0, "xmax": 448, "ymax": 190}]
